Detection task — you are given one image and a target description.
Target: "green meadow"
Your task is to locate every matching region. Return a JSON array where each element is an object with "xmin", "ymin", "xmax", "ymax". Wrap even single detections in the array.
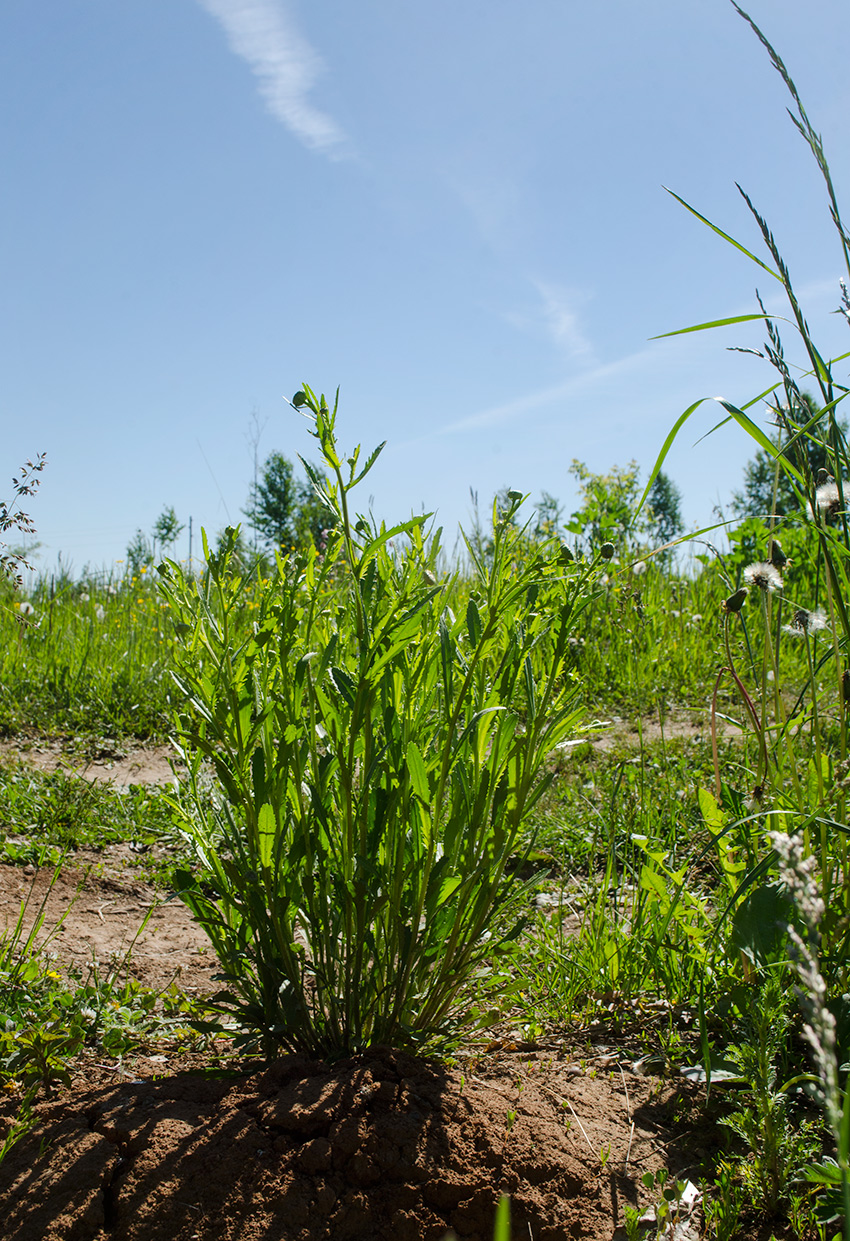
[{"xmin": 4, "ymin": 12, "xmax": 850, "ymax": 1240}]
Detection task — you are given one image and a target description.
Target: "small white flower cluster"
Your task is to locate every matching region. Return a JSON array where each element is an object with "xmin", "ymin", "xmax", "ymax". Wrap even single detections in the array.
[{"xmin": 770, "ymin": 831, "xmax": 840, "ymax": 1134}]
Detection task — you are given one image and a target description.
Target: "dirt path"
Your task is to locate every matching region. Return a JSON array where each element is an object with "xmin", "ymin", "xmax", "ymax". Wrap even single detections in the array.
[
  {"xmin": 0, "ymin": 739, "xmax": 182, "ymax": 788},
  {"xmin": 0, "ymin": 861, "xmax": 216, "ymax": 994}
]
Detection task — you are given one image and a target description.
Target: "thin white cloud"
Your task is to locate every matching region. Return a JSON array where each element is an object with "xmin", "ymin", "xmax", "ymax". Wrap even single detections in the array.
[
  {"xmin": 501, "ymin": 279, "xmax": 596, "ymax": 362},
  {"xmin": 197, "ymin": 0, "xmax": 348, "ymax": 156},
  {"xmin": 434, "ymin": 330, "xmax": 745, "ymax": 437},
  {"xmin": 530, "ymin": 279, "xmax": 595, "ymax": 361}
]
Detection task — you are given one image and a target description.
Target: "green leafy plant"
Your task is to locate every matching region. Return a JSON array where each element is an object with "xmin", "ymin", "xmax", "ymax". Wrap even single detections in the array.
[
  {"xmin": 720, "ymin": 974, "xmax": 818, "ymax": 1212},
  {"xmin": 159, "ymin": 385, "xmax": 597, "ymax": 1057},
  {"xmin": 639, "ymin": 1169, "xmax": 692, "ymax": 1240},
  {"xmin": 703, "ymin": 1160, "xmax": 745, "ymax": 1241}
]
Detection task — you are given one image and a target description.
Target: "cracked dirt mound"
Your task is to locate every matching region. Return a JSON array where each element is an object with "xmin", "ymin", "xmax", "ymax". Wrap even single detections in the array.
[{"xmin": 0, "ymin": 1045, "xmax": 701, "ymax": 1241}]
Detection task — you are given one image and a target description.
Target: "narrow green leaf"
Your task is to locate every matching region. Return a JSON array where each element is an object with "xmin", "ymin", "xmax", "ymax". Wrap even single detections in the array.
[
  {"xmin": 663, "ymin": 187, "xmax": 783, "ymax": 279},
  {"xmin": 651, "ymin": 312, "xmax": 772, "ymax": 340},
  {"xmin": 358, "ymin": 514, "xmax": 432, "ymax": 565},
  {"xmin": 350, "ymin": 440, "xmax": 387, "ymax": 488},
  {"xmin": 466, "ymin": 597, "xmax": 481, "ymax": 647},
  {"xmin": 493, "ymin": 1194, "xmax": 511, "ymax": 1241},
  {"xmin": 839, "ymin": 1078, "xmax": 850, "ymax": 1162}
]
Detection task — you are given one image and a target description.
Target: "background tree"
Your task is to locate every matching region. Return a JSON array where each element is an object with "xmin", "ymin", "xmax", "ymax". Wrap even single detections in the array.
[
  {"xmin": 151, "ymin": 506, "xmax": 185, "ymax": 559},
  {"xmin": 566, "ymin": 460, "xmax": 683, "ymax": 557},
  {"xmin": 646, "ymin": 471, "xmax": 684, "ymax": 546},
  {"xmin": 533, "ymin": 490, "xmax": 564, "ymax": 541},
  {"xmin": 126, "ymin": 529, "xmax": 153, "ymax": 576},
  {"xmin": 243, "ymin": 451, "xmax": 334, "ymax": 554},
  {"xmin": 566, "ymin": 459, "xmax": 642, "ymax": 554}
]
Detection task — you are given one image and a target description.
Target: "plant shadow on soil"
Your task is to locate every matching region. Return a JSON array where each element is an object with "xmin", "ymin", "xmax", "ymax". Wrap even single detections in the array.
[{"xmin": 0, "ymin": 1039, "xmax": 709, "ymax": 1241}]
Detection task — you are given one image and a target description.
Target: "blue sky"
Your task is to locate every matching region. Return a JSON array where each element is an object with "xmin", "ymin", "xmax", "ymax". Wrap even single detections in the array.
[{"xmin": 3, "ymin": 0, "xmax": 850, "ymax": 572}]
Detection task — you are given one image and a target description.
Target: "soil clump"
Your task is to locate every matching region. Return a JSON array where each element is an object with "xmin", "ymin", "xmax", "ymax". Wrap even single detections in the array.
[{"xmin": 0, "ymin": 1043, "xmax": 704, "ymax": 1241}]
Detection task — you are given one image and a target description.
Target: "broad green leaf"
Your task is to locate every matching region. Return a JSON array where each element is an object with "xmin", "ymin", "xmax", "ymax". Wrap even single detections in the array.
[
  {"xmin": 330, "ymin": 665, "xmax": 357, "ymax": 707},
  {"xmin": 257, "ymin": 802, "xmax": 276, "ymax": 870},
  {"xmin": 406, "ymin": 742, "xmax": 430, "ymax": 801},
  {"xmin": 728, "ymin": 881, "xmax": 791, "ymax": 967},
  {"xmin": 698, "ymin": 788, "xmax": 724, "ymax": 834}
]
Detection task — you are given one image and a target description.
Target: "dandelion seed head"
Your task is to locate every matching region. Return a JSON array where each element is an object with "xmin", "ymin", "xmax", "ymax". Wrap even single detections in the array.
[
  {"xmin": 783, "ymin": 608, "xmax": 828, "ymax": 637},
  {"xmin": 812, "ymin": 481, "xmax": 842, "ymax": 519},
  {"xmin": 17, "ymin": 601, "xmax": 35, "ymax": 616},
  {"xmin": 743, "ymin": 561, "xmax": 783, "ymax": 592}
]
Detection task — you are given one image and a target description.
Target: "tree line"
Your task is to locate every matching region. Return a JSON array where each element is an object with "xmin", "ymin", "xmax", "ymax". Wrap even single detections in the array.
[{"xmin": 118, "ymin": 389, "xmax": 841, "ymax": 576}]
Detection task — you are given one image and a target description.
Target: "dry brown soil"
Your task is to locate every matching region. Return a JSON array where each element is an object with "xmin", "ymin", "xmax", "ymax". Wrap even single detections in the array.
[{"xmin": 0, "ymin": 739, "xmax": 716, "ymax": 1240}]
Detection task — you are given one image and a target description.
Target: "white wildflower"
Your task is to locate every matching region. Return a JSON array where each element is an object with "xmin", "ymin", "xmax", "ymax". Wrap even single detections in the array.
[
  {"xmin": 80, "ymin": 592, "xmax": 90, "ymax": 603},
  {"xmin": 17, "ymin": 601, "xmax": 35, "ymax": 616},
  {"xmin": 95, "ymin": 605, "xmax": 106, "ymax": 622},
  {"xmin": 632, "ymin": 561, "xmax": 647, "ymax": 576}
]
